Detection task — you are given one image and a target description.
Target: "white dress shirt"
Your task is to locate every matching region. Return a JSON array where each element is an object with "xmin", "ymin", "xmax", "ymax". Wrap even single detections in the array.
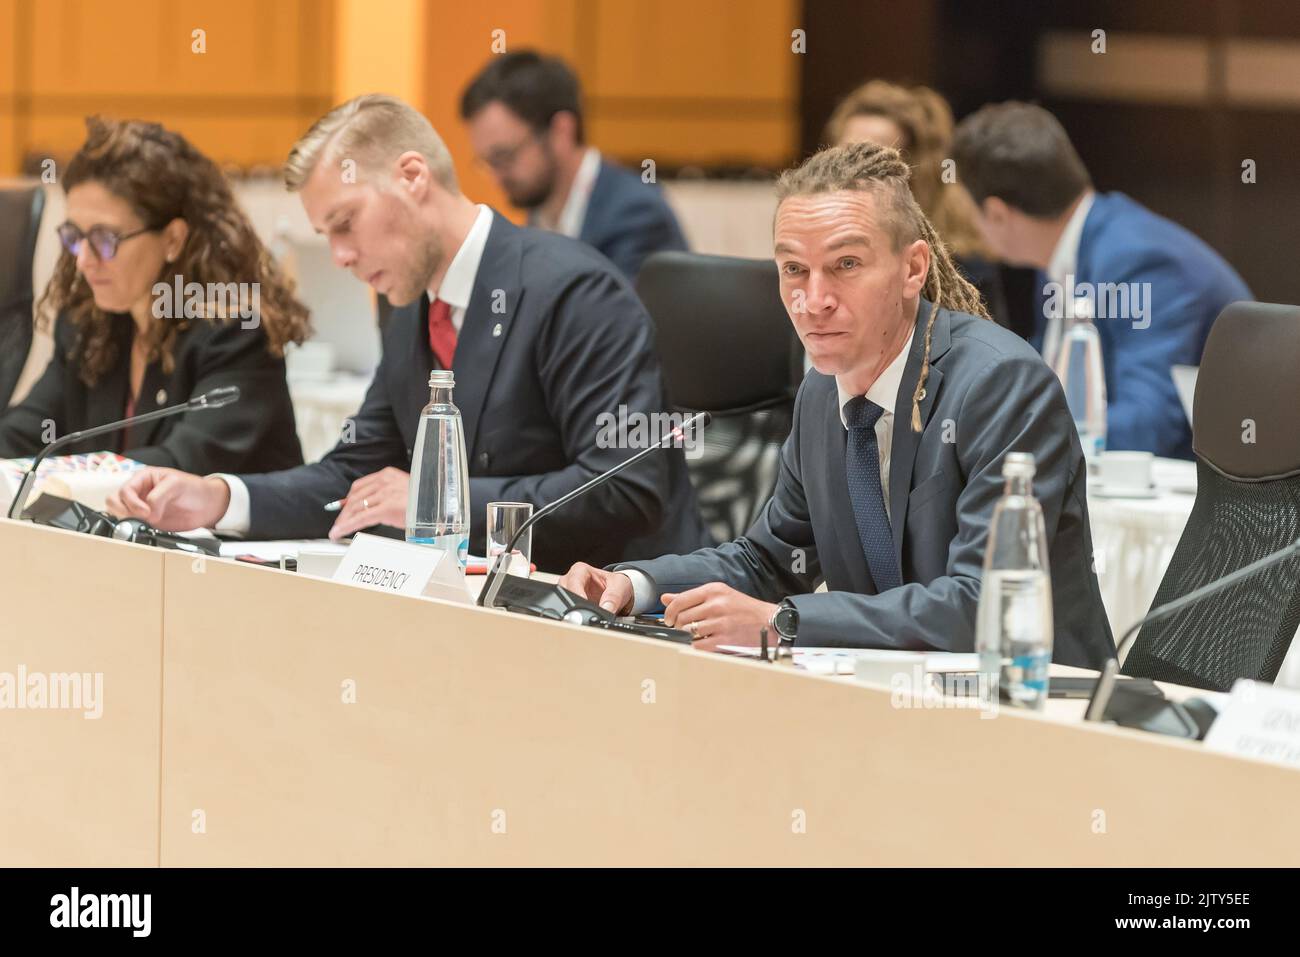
[
  {"xmin": 537, "ymin": 147, "xmax": 601, "ymax": 238},
  {"xmin": 1040, "ymin": 190, "xmax": 1096, "ymax": 367},
  {"xmin": 624, "ymin": 328, "xmax": 914, "ymax": 614},
  {"xmin": 211, "ymin": 204, "xmax": 495, "ymax": 536},
  {"xmin": 439, "ymin": 203, "xmax": 494, "ymax": 333},
  {"xmin": 833, "ymin": 327, "xmax": 913, "ymax": 524}
]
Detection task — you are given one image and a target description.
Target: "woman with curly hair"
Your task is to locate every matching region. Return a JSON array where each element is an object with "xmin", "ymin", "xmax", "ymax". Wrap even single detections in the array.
[
  {"xmin": 825, "ymin": 81, "xmax": 1008, "ymax": 326},
  {"xmin": 0, "ymin": 117, "xmax": 310, "ymax": 474}
]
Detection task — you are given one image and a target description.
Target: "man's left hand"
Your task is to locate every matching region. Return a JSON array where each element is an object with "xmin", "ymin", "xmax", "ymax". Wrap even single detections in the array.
[
  {"xmin": 328, "ymin": 467, "xmax": 410, "ymax": 541},
  {"xmin": 661, "ymin": 582, "xmax": 780, "ymax": 652}
]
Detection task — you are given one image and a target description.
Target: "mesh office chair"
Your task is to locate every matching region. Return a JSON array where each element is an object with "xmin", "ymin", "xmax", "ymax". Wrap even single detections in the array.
[
  {"xmin": 0, "ymin": 183, "xmax": 46, "ymax": 408},
  {"xmin": 637, "ymin": 251, "xmax": 802, "ymax": 543},
  {"xmin": 1123, "ymin": 301, "xmax": 1300, "ymax": 691}
]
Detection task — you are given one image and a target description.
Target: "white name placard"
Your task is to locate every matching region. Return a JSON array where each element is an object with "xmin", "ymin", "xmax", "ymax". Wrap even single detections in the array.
[
  {"xmin": 332, "ymin": 533, "xmax": 468, "ymax": 604},
  {"xmin": 1203, "ymin": 680, "xmax": 1300, "ymax": 768}
]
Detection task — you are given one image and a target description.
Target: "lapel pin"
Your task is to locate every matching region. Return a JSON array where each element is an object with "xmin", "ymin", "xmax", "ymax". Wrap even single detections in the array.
[
  {"xmin": 492, "ymin": 322, "xmax": 503, "ymax": 338},
  {"xmin": 155, "ymin": 389, "xmax": 167, "ymax": 404},
  {"xmin": 917, "ymin": 388, "xmax": 926, "ymax": 401}
]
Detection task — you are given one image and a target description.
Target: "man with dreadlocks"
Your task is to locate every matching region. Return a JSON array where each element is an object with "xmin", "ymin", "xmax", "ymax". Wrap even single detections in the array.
[{"xmin": 560, "ymin": 142, "xmax": 1114, "ymax": 667}]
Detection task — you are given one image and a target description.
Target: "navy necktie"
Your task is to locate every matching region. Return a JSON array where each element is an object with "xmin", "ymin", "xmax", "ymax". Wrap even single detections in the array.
[{"xmin": 843, "ymin": 397, "xmax": 901, "ymax": 592}]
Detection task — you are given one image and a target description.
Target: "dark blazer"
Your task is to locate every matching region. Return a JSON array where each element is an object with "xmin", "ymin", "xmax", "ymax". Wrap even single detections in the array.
[
  {"xmin": 1032, "ymin": 192, "xmax": 1252, "ymax": 459},
  {"xmin": 0, "ymin": 311, "xmax": 303, "ymax": 474},
  {"xmin": 578, "ymin": 159, "xmax": 688, "ymax": 282},
  {"xmin": 954, "ymin": 251, "xmax": 1008, "ymax": 329},
  {"xmin": 620, "ymin": 300, "xmax": 1116, "ymax": 669},
  {"xmin": 0, "ymin": 301, "xmax": 34, "ymax": 411},
  {"xmin": 240, "ymin": 210, "xmax": 711, "ymax": 572}
]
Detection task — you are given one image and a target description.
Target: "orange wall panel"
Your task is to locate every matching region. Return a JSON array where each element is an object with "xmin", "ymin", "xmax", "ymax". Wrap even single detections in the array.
[
  {"xmin": 587, "ymin": 0, "xmax": 798, "ymax": 101},
  {"xmin": 0, "ymin": 0, "xmax": 17, "ymax": 96},
  {"xmin": 3, "ymin": 0, "xmax": 335, "ymax": 176},
  {"xmin": 590, "ymin": 114, "xmax": 795, "ymax": 168},
  {"xmin": 420, "ymin": 0, "xmax": 798, "ymax": 214},
  {"xmin": 422, "ymin": 0, "xmax": 580, "ymax": 215},
  {"xmin": 4, "ymin": 0, "xmax": 798, "ymax": 181}
]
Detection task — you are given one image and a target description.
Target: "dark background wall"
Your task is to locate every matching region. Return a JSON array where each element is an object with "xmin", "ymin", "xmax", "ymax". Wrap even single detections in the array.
[{"xmin": 799, "ymin": 0, "xmax": 1300, "ymax": 307}]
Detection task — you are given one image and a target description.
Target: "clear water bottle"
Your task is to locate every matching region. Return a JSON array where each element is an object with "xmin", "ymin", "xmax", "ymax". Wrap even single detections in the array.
[
  {"xmin": 1052, "ymin": 298, "xmax": 1107, "ymax": 463},
  {"xmin": 975, "ymin": 453, "xmax": 1055, "ymax": 710},
  {"xmin": 406, "ymin": 370, "xmax": 470, "ymax": 568}
]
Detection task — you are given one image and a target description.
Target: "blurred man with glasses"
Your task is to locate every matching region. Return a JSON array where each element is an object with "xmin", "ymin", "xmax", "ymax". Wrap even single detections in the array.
[{"xmin": 461, "ymin": 50, "xmax": 688, "ymax": 282}]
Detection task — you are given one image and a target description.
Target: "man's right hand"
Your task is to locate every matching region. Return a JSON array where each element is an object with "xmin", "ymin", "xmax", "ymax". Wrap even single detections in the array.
[
  {"xmin": 106, "ymin": 467, "xmax": 231, "ymax": 531},
  {"xmin": 558, "ymin": 562, "xmax": 634, "ymax": 615}
]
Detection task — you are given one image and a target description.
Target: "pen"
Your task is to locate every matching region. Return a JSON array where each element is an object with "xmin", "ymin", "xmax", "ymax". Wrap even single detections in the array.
[{"xmin": 323, "ymin": 499, "xmax": 345, "ymax": 512}]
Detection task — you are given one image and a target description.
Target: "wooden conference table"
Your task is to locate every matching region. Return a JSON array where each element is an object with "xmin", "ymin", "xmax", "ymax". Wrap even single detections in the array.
[{"xmin": 2, "ymin": 517, "xmax": 1298, "ymax": 867}]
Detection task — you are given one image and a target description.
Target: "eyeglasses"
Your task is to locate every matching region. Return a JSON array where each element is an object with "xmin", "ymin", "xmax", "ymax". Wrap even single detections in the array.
[
  {"xmin": 57, "ymin": 222, "xmax": 157, "ymax": 261},
  {"xmin": 479, "ymin": 134, "xmax": 540, "ymax": 173}
]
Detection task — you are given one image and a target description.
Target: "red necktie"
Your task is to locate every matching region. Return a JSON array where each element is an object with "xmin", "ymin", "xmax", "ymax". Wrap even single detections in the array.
[{"xmin": 428, "ymin": 298, "xmax": 456, "ymax": 369}]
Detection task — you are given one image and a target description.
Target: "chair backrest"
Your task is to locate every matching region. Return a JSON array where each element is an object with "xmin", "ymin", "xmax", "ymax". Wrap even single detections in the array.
[
  {"xmin": 0, "ymin": 183, "xmax": 46, "ymax": 408},
  {"xmin": 1124, "ymin": 301, "xmax": 1300, "ymax": 690},
  {"xmin": 637, "ymin": 251, "xmax": 801, "ymax": 541}
]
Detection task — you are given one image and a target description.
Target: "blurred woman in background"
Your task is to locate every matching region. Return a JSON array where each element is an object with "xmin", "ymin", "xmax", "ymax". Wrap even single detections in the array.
[
  {"xmin": 825, "ymin": 80, "xmax": 1008, "ymax": 325},
  {"xmin": 0, "ymin": 117, "xmax": 309, "ymax": 474}
]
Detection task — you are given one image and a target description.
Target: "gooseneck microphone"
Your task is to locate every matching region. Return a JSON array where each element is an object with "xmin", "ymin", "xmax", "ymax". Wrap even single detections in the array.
[
  {"xmin": 1085, "ymin": 533, "xmax": 1300, "ymax": 731},
  {"xmin": 6, "ymin": 385, "xmax": 242, "ymax": 520},
  {"xmin": 477, "ymin": 411, "xmax": 711, "ymax": 610}
]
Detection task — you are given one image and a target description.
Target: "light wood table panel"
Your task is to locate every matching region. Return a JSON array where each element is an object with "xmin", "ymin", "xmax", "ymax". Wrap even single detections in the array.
[
  {"xmin": 159, "ymin": 553, "xmax": 683, "ymax": 865},
  {"xmin": 6, "ymin": 522, "xmax": 1300, "ymax": 865},
  {"xmin": 0, "ymin": 519, "xmax": 164, "ymax": 866},
  {"xmin": 672, "ymin": 651, "xmax": 1300, "ymax": 866}
]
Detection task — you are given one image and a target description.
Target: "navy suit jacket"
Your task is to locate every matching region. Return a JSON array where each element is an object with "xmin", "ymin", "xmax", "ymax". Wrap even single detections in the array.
[
  {"xmin": 240, "ymin": 211, "xmax": 710, "ymax": 572},
  {"xmin": 577, "ymin": 159, "xmax": 688, "ymax": 282},
  {"xmin": 1033, "ymin": 192, "xmax": 1252, "ymax": 459},
  {"xmin": 620, "ymin": 300, "xmax": 1116, "ymax": 669}
]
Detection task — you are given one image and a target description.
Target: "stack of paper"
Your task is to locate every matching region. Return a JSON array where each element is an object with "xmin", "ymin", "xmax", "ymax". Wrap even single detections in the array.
[
  {"xmin": 716, "ymin": 645, "xmax": 980, "ymax": 677},
  {"xmin": 0, "ymin": 453, "xmax": 146, "ymax": 514}
]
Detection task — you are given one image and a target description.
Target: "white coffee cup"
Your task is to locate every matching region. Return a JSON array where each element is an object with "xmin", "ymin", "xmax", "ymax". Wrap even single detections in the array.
[
  {"xmin": 285, "ymin": 341, "xmax": 336, "ymax": 380},
  {"xmin": 298, "ymin": 544, "xmax": 346, "ymax": 579},
  {"xmin": 1097, "ymin": 451, "xmax": 1154, "ymax": 492},
  {"xmin": 853, "ymin": 650, "xmax": 928, "ymax": 687}
]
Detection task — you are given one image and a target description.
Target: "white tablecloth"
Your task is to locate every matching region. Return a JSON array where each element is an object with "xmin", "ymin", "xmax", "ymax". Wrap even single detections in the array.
[
  {"xmin": 1085, "ymin": 458, "xmax": 1196, "ymax": 641},
  {"xmin": 1086, "ymin": 458, "xmax": 1300, "ymax": 686},
  {"xmin": 288, "ymin": 374, "xmax": 371, "ymax": 462}
]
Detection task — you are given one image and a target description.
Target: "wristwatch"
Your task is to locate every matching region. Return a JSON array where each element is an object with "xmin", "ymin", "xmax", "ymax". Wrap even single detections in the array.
[{"xmin": 769, "ymin": 599, "xmax": 799, "ymax": 647}]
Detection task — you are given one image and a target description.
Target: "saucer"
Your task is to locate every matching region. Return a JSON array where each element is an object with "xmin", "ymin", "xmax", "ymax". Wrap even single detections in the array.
[{"xmin": 1091, "ymin": 482, "xmax": 1159, "ymax": 499}]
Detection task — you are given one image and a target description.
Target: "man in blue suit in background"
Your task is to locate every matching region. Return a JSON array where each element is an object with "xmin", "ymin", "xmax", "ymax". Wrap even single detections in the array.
[
  {"xmin": 461, "ymin": 50, "xmax": 688, "ymax": 282},
  {"xmin": 953, "ymin": 102, "xmax": 1251, "ymax": 459}
]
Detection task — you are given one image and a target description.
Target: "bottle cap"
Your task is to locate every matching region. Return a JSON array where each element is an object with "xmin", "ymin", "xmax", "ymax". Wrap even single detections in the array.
[
  {"xmin": 1003, "ymin": 451, "xmax": 1036, "ymax": 479},
  {"xmin": 428, "ymin": 369, "xmax": 454, "ymax": 388}
]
